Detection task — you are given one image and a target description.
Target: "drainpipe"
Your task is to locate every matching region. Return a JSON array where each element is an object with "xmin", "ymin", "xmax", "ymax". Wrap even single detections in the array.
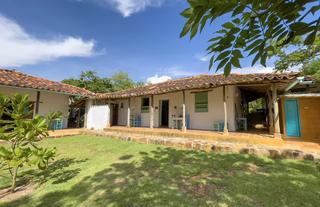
[
  {"xmin": 284, "ymin": 77, "xmax": 304, "ymax": 93},
  {"xmin": 284, "ymin": 76, "xmax": 316, "ymax": 93}
]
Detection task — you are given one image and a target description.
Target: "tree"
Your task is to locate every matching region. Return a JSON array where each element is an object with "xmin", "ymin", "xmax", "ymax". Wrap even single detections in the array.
[
  {"xmin": 62, "ymin": 71, "xmax": 143, "ymax": 93},
  {"xmin": 0, "ymin": 94, "xmax": 58, "ymax": 193},
  {"xmin": 62, "ymin": 71, "xmax": 113, "ymax": 93},
  {"xmin": 180, "ymin": 0, "xmax": 320, "ymax": 76},
  {"xmin": 275, "ymin": 35, "xmax": 320, "ymax": 79},
  {"xmin": 110, "ymin": 72, "xmax": 136, "ymax": 91}
]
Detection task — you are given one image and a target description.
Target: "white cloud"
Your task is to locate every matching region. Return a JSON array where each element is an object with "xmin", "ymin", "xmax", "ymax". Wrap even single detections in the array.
[
  {"xmin": 146, "ymin": 74, "xmax": 172, "ymax": 84},
  {"xmin": 195, "ymin": 54, "xmax": 209, "ymax": 62},
  {"xmin": 77, "ymin": 0, "xmax": 165, "ymax": 17},
  {"xmin": 0, "ymin": 14, "xmax": 97, "ymax": 67},
  {"xmin": 232, "ymin": 65, "xmax": 274, "ymax": 74}
]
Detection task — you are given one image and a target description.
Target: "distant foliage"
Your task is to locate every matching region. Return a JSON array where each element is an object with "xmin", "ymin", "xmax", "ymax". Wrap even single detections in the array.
[
  {"xmin": 62, "ymin": 71, "xmax": 143, "ymax": 93},
  {"xmin": 275, "ymin": 35, "xmax": 320, "ymax": 79},
  {"xmin": 0, "ymin": 94, "xmax": 59, "ymax": 193},
  {"xmin": 180, "ymin": 0, "xmax": 320, "ymax": 76}
]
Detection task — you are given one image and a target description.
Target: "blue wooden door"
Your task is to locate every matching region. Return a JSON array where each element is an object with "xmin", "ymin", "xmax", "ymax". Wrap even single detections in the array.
[{"xmin": 285, "ymin": 99, "xmax": 301, "ymax": 137}]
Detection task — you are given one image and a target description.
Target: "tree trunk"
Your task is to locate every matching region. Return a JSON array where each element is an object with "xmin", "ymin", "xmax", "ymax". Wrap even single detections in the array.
[{"xmin": 11, "ymin": 168, "xmax": 18, "ymax": 193}]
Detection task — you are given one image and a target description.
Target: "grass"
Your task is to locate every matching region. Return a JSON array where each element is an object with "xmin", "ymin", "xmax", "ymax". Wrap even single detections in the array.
[{"xmin": 0, "ymin": 135, "xmax": 319, "ymax": 207}]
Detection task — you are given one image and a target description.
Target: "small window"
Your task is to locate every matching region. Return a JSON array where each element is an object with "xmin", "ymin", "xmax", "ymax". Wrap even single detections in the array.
[
  {"xmin": 120, "ymin": 102, "xmax": 124, "ymax": 108},
  {"xmin": 195, "ymin": 92, "xmax": 208, "ymax": 112},
  {"xmin": 141, "ymin": 97, "xmax": 150, "ymax": 113}
]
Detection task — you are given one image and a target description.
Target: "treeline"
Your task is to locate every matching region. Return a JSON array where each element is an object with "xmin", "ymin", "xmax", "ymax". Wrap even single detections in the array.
[{"xmin": 62, "ymin": 71, "xmax": 144, "ymax": 93}]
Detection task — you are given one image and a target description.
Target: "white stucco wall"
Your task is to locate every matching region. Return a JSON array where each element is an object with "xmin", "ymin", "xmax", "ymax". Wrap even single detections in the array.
[
  {"xmin": 111, "ymin": 86, "xmax": 238, "ymax": 131},
  {"xmin": 86, "ymin": 99, "xmax": 110, "ymax": 129},
  {"xmin": 184, "ymin": 86, "xmax": 236, "ymax": 131},
  {"xmin": 0, "ymin": 85, "xmax": 70, "ymax": 128}
]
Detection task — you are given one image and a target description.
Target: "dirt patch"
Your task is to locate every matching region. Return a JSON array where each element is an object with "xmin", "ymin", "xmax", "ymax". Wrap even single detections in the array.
[
  {"xmin": 0, "ymin": 184, "xmax": 35, "ymax": 203},
  {"xmin": 246, "ymin": 163, "xmax": 260, "ymax": 172}
]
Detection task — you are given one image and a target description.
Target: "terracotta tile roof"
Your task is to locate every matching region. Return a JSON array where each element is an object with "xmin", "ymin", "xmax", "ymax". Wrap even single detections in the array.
[
  {"xmin": 95, "ymin": 72, "xmax": 299, "ymax": 99},
  {"xmin": 0, "ymin": 69, "xmax": 93, "ymax": 96}
]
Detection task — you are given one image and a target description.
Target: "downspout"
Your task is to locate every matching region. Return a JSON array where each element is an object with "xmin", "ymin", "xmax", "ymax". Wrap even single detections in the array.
[
  {"xmin": 284, "ymin": 77, "xmax": 304, "ymax": 93},
  {"xmin": 284, "ymin": 76, "xmax": 316, "ymax": 93}
]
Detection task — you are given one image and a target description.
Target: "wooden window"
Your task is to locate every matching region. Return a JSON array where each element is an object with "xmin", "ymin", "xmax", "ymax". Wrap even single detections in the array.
[
  {"xmin": 195, "ymin": 92, "xmax": 208, "ymax": 112},
  {"xmin": 141, "ymin": 97, "xmax": 150, "ymax": 113}
]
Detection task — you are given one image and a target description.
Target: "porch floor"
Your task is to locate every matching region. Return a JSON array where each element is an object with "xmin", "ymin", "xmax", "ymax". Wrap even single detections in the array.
[
  {"xmin": 48, "ymin": 128, "xmax": 83, "ymax": 137},
  {"xmin": 105, "ymin": 126, "xmax": 320, "ymax": 153}
]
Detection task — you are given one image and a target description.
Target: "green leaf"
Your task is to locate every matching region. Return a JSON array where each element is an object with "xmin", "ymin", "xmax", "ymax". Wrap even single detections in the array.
[
  {"xmin": 245, "ymin": 39, "xmax": 263, "ymax": 51},
  {"xmin": 232, "ymin": 50, "xmax": 243, "ymax": 58},
  {"xmin": 231, "ymin": 57, "xmax": 241, "ymax": 68},
  {"xmin": 180, "ymin": 8, "xmax": 193, "ymax": 18},
  {"xmin": 224, "ymin": 62, "xmax": 232, "ymax": 77},
  {"xmin": 215, "ymin": 50, "xmax": 231, "ymax": 62},
  {"xmin": 222, "ymin": 22, "xmax": 235, "ymax": 29},
  {"xmin": 304, "ymin": 31, "xmax": 316, "ymax": 45},
  {"xmin": 290, "ymin": 22, "xmax": 309, "ymax": 31},
  {"xmin": 232, "ymin": 5, "xmax": 245, "ymax": 16},
  {"xmin": 216, "ymin": 58, "xmax": 229, "ymax": 72},
  {"xmin": 180, "ymin": 22, "xmax": 192, "ymax": 38},
  {"xmin": 209, "ymin": 56, "xmax": 214, "ymax": 70},
  {"xmin": 200, "ymin": 15, "xmax": 210, "ymax": 32}
]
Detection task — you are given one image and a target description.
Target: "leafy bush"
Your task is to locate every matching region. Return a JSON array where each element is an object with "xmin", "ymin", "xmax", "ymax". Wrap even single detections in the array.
[{"xmin": 0, "ymin": 94, "xmax": 59, "ymax": 192}]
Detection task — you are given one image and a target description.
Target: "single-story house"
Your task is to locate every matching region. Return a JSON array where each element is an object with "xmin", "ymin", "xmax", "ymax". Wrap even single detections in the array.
[
  {"xmin": 0, "ymin": 69, "xmax": 92, "ymax": 129},
  {"xmin": 279, "ymin": 77, "xmax": 320, "ymax": 142},
  {"xmin": 85, "ymin": 72, "xmax": 320, "ymax": 142}
]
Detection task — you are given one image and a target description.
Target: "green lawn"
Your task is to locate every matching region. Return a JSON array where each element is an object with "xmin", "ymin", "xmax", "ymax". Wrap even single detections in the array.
[{"xmin": 0, "ymin": 135, "xmax": 319, "ymax": 207}]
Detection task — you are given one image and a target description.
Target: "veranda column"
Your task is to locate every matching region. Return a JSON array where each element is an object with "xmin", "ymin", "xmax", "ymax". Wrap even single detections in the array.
[
  {"xmin": 223, "ymin": 86, "xmax": 229, "ymax": 135},
  {"xmin": 272, "ymin": 83, "xmax": 281, "ymax": 138},
  {"xmin": 182, "ymin": 90, "xmax": 187, "ymax": 132},
  {"xmin": 35, "ymin": 91, "xmax": 40, "ymax": 115},
  {"xmin": 106, "ymin": 101, "xmax": 111, "ymax": 128},
  {"xmin": 267, "ymin": 89, "xmax": 274, "ymax": 134},
  {"xmin": 127, "ymin": 98, "xmax": 131, "ymax": 127},
  {"xmin": 150, "ymin": 95, "xmax": 154, "ymax": 129}
]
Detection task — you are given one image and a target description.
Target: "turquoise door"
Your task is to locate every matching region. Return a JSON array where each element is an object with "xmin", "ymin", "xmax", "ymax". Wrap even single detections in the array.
[{"xmin": 285, "ymin": 99, "xmax": 301, "ymax": 137}]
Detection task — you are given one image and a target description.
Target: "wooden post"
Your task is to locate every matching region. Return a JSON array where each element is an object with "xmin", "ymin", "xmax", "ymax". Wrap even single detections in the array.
[
  {"xmin": 223, "ymin": 86, "xmax": 229, "ymax": 135},
  {"xmin": 35, "ymin": 91, "xmax": 40, "ymax": 114},
  {"xmin": 150, "ymin": 95, "xmax": 154, "ymax": 129},
  {"xmin": 127, "ymin": 99, "xmax": 131, "ymax": 127},
  {"xmin": 182, "ymin": 90, "xmax": 187, "ymax": 132},
  {"xmin": 76, "ymin": 108, "xmax": 81, "ymax": 128},
  {"xmin": 267, "ymin": 89, "xmax": 274, "ymax": 134},
  {"xmin": 272, "ymin": 83, "xmax": 281, "ymax": 138}
]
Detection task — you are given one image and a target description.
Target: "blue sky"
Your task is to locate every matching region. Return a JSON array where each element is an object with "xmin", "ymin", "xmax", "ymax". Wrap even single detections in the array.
[{"xmin": 0, "ymin": 0, "xmax": 273, "ymax": 83}]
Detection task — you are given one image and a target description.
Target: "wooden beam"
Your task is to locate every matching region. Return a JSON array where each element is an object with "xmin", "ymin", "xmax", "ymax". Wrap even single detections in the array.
[
  {"xmin": 223, "ymin": 86, "xmax": 229, "ymax": 135},
  {"xmin": 182, "ymin": 90, "xmax": 187, "ymax": 132}
]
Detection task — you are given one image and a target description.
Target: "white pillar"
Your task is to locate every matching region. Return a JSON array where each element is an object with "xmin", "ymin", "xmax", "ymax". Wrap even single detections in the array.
[
  {"xmin": 127, "ymin": 98, "xmax": 131, "ymax": 127},
  {"xmin": 272, "ymin": 84, "xmax": 281, "ymax": 138},
  {"xmin": 223, "ymin": 86, "xmax": 229, "ymax": 135},
  {"xmin": 182, "ymin": 90, "xmax": 187, "ymax": 132},
  {"xmin": 106, "ymin": 102, "xmax": 111, "ymax": 128},
  {"xmin": 150, "ymin": 95, "xmax": 154, "ymax": 129}
]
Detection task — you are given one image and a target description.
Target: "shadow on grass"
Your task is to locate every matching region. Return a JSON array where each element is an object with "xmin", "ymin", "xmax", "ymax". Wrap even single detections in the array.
[{"xmin": 1, "ymin": 147, "xmax": 319, "ymax": 207}]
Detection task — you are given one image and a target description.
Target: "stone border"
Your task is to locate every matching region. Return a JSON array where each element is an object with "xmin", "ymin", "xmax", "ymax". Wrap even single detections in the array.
[{"xmin": 81, "ymin": 130, "xmax": 320, "ymax": 161}]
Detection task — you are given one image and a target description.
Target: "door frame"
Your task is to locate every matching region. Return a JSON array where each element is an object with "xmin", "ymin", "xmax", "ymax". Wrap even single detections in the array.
[
  {"xmin": 112, "ymin": 103, "xmax": 119, "ymax": 126},
  {"xmin": 284, "ymin": 99, "xmax": 301, "ymax": 138},
  {"xmin": 159, "ymin": 99, "xmax": 169, "ymax": 127}
]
